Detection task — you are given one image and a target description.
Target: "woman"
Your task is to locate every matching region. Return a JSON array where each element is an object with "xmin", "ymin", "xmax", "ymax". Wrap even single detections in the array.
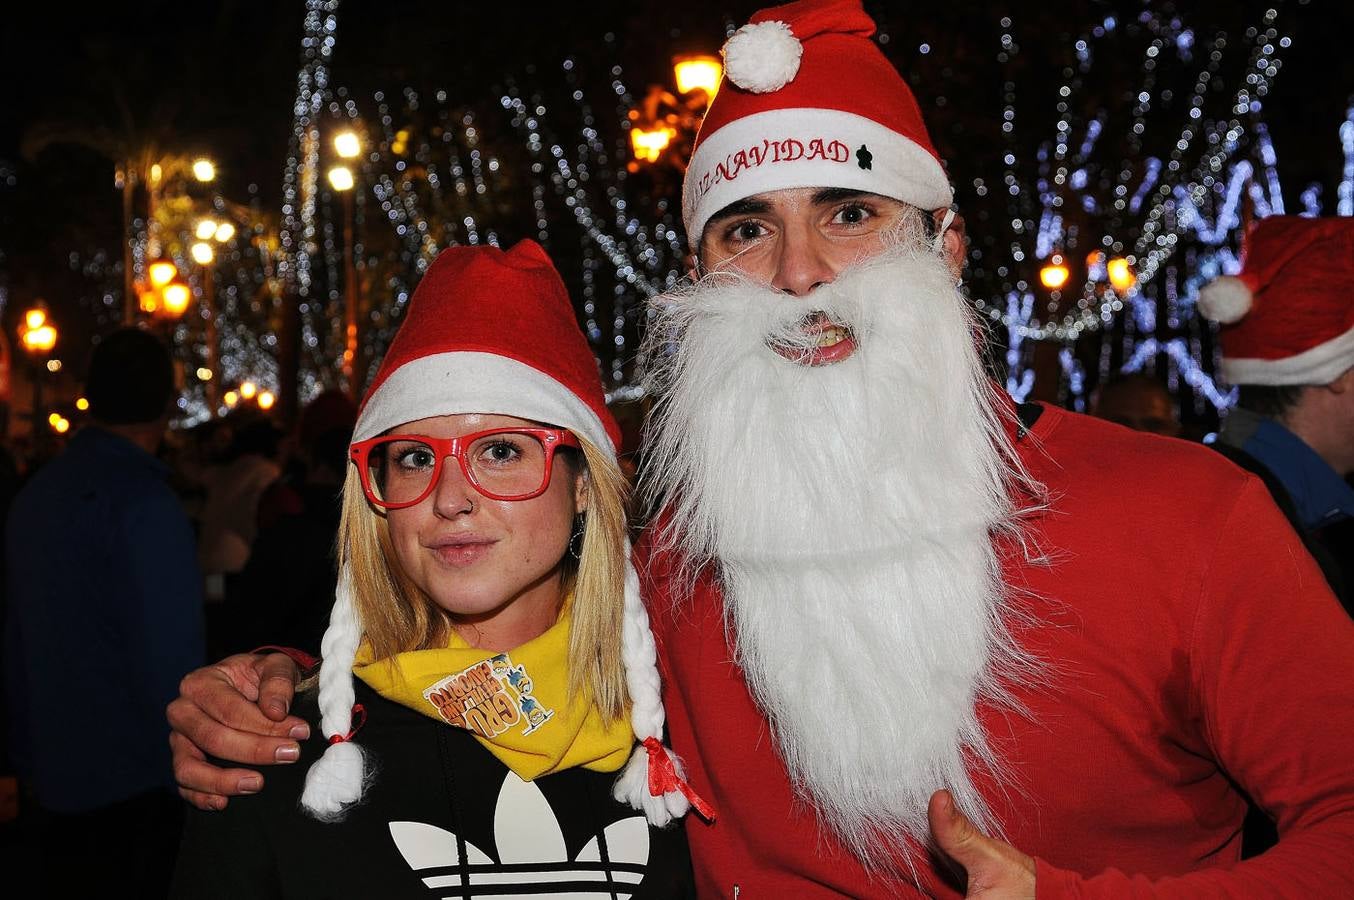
[{"xmin": 172, "ymin": 241, "xmax": 702, "ymax": 898}]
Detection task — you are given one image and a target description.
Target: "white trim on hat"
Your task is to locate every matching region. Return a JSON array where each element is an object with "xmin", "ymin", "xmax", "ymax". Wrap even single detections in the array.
[
  {"xmin": 1221, "ymin": 323, "xmax": 1354, "ymax": 386},
  {"xmin": 353, "ymin": 351, "xmax": 613, "ymax": 453},
  {"xmin": 682, "ymin": 108, "xmax": 953, "ymax": 250}
]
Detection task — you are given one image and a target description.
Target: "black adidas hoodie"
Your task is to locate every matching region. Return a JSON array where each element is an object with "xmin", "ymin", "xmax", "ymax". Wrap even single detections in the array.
[{"xmin": 172, "ymin": 679, "xmax": 694, "ymax": 898}]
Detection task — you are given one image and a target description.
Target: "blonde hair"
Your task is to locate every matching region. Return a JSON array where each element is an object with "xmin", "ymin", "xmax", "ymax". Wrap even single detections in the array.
[{"xmin": 336, "ymin": 432, "xmax": 630, "ymax": 721}]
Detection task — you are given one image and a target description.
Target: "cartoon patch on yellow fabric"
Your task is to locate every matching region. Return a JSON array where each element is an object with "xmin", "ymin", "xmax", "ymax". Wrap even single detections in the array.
[{"xmin": 423, "ymin": 653, "xmax": 554, "ymax": 738}]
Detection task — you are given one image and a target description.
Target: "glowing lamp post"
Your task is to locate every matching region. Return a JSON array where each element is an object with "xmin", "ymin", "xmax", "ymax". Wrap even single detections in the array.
[
  {"xmin": 627, "ymin": 52, "xmax": 719, "ymax": 170},
  {"xmin": 630, "ymin": 126, "xmax": 676, "ymax": 163},
  {"xmin": 19, "ymin": 304, "xmax": 58, "ymax": 441},
  {"xmin": 333, "ymin": 130, "xmax": 362, "ymax": 160},
  {"xmin": 161, "ymin": 282, "xmax": 192, "ymax": 317},
  {"xmin": 674, "ymin": 56, "xmax": 723, "ymax": 97},
  {"xmin": 1040, "ymin": 256, "xmax": 1071, "ymax": 291},
  {"xmin": 148, "ymin": 259, "xmax": 178, "ymax": 289},
  {"xmin": 329, "ymin": 158, "xmax": 363, "ymax": 397},
  {"xmin": 327, "ymin": 165, "xmax": 355, "ymax": 192},
  {"xmin": 192, "ymin": 158, "xmax": 216, "ymax": 182},
  {"xmin": 1107, "ymin": 257, "xmax": 1136, "ymax": 292}
]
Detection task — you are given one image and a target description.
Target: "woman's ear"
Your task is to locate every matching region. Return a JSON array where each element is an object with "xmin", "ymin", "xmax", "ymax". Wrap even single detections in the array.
[{"xmin": 573, "ymin": 467, "xmax": 590, "ymax": 516}]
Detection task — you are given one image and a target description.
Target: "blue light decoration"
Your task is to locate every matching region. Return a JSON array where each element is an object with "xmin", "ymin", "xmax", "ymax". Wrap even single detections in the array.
[
  {"xmin": 960, "ymin": 6, "xmax": 1354, "ymax": 421},
  {"xmin": 236, "ymin": 2, "xmax": 1354, "ymax": 422}
]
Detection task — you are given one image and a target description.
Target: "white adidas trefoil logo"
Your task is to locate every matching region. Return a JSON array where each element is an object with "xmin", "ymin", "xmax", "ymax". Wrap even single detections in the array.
[{"xmin": 389, "ymin": 772, "xmax": 650, "ymax": 899}]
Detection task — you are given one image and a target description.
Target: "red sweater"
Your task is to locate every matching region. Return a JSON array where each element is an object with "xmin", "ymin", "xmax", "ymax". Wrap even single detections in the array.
[{"xmin": 643, "ymin": 404, "xmax": 1354, "ymax": 898}]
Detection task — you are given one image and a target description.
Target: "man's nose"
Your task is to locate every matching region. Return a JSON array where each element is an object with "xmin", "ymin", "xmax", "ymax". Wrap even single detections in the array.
[{"xmin": 771, "ymin": 225, "xmax": 836, "ymax": 297}]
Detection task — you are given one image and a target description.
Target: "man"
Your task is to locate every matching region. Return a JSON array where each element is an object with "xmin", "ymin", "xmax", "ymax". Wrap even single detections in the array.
[
  {"xmin": 167, "ymin": 1, "xmax": 1354, "ymax": 897},
  {"xmin": 1199, "ymin": 215, "xmax": 1354, "ymax": 615},
  {"xmin": 7, "ymin": 328, "xmax": 205, "ymax": 897}
]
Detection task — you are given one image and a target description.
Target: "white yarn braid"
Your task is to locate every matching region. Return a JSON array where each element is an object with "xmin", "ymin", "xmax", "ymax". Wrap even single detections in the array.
[
  {"xmin": 300, "ymin": 563, "xmax": 367, "ymax": 820},
  {"xmin": 612, "ymin": 541, "xmax": 693, "ymax": 825}
]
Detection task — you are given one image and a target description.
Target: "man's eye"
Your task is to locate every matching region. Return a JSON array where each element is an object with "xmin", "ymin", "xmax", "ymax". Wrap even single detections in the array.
[
  {"xmin": 833, "ymin": 204, "xmax": 871, "ymax": 225},
  {"xmin": 727, "ymin": 221, "xmax": 765, "ymax": 242}
]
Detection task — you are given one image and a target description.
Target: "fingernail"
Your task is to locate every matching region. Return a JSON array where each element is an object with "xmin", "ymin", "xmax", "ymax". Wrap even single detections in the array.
[
  {"xmin": 275, "ymin": 744, "xmax": 300, "ymax": 762},
  {"xmin": 289, "ymin": 723, "xmax": 311, "ymax": 740},
  {"xmin": 238, "ymin": 775, "xmax": 262, "ymax": 793},
  {"xmin": 269, "ymin": 701, "xmax": 288, "ymax": 716},
  {"xmin": 211, "ymin": 796, "xmax": 227, "ymax": 811}
]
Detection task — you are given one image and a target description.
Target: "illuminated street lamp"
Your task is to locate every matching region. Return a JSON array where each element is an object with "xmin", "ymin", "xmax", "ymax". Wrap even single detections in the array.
[
  {"xmin": 196, "ymin": 218, "xmax": 219, "ymax": 240},
  {"xmin": 333, "ymin": 130, "xmax": 362, "ymax": 159},
  {"xmin": 20, "ymin": 308, "xmax": 57, "ymax": 355},
  {"xmin": 148, "ymin": 259, "xmax": 178, "ymax": 288},
  {"xmin": 192, "ymin": 158, "xmax": 216, "ymax": 182},
  {"xmin": 19, "ymin": 303, "xmax": 58, "ymax": 442},
  {"xmin": 328, "ymin": 159, "xmax": 363, "ymax": 397},
  {"xmin": 1040, "ymin": 255, "xmax": 1071, "ymax": 291},
  {"xmin": 674, "ymin": 55, "xmax": 723, "ymax": 97},
  {"xmin": 190, "ymin": 241, "xmax": 215, "ymax": 265},
  {"xmin": 1107, "ymin": 257, "xmax": 1136, "ymax": 292},
  {"xmin": 214, "ymin": 221, "xmax": 236, "ymax": 242},
  {"xmin": 240, "ymin": 380, "xmax": 258, "ymax": 400},
  {"xmin": 257, "ymin": 390, "xmax": 276, "ymax": 411},
  {"xmin": 630, "ymin": 126, "xmax": 676, "ymax": 164},
  {"xmin": 626, "ymin": 51, "xmax": 720, "ymax": 171},
  {"xmin": 162, "ymin": 282, "xmax": 192, "ymax": 317},
  {"xmin": 327, "ymin": 165, "xmax": 355, "ymax": 192}
]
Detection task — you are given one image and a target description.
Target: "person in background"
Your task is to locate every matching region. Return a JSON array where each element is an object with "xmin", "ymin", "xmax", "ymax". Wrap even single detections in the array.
[
  {"xmin": 197, "ymin": 412, "xmax": 283, "ymax": 598},
  {"xmin": 1200, "ymin": 215, "xmax": 1354, "ymax": 617},
  {"xmin": 1089, "ymin": 371, "xmax": 1182, "ymax": 437},
  {"xmin": 223, "ymin": 390, "xmax": 358, "ymax": 657},
  {"xmin": 5, "ymin": 327, "xmax": 204, "ymax": 898}
]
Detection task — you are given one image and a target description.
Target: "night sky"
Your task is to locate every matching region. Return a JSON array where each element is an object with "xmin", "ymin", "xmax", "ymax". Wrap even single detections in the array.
[{"xmin": 3, "ymin": 0, "xmax": 1351, "ymax": 379}]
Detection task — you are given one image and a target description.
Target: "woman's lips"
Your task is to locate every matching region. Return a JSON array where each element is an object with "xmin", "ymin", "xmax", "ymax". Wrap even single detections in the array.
[{"xmin": 428, "ymin": 536, "xmax": 497, "ymax": 566}]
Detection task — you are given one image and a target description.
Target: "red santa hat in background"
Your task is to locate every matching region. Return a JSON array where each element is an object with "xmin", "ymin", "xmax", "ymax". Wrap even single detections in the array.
[
  {"xmin": 682, "ymin": 0, "xmax": 953, "ymax": 250},
  {"xmin": 301, "ymin": 240, "xmax": 700, "ymax": 826},
  {"xmin": 1199, "ymin": 216, "xmax": 1354, "ymax": 386}
]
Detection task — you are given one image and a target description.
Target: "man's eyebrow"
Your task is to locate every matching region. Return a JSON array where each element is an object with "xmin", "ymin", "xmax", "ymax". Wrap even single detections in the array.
[
  {"xmin": 706, "ymin": 197, "xmax": 771, "ymax": 224},
  {"xmin": 811, "ymin": 187, "xmax": 877, "ymax": 205}
]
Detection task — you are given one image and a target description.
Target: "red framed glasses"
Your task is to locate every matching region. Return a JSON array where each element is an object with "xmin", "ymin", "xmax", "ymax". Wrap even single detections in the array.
[{"xmin": 350, "ymin": 427, "xmax": 580, "ymax": 509}]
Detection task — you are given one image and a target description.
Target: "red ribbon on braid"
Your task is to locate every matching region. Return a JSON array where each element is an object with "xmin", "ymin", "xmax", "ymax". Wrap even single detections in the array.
[
  {"xmin": 328, "ymin": 703, "xmax": 367, "ymax": 745},
  {"xmin": 642, "ymin": 736, "xmax": 716, "ymax": 821}
]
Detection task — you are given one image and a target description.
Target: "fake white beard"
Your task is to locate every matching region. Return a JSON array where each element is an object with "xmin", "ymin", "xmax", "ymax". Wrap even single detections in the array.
[{"xmin": 641, "ymin": 242, "xmax": 1034, "ymax": 872}]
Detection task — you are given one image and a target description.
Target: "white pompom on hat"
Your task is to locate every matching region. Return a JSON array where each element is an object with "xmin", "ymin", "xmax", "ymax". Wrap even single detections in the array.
[
  {"xmin": 723, "ymin": 20, "xmax": 803, "ymax": 93},
  {"xmin": 301, "ymin": 240, "xmax": 705, "ymax": 824},
  {"xmin": 1199, "ymin": 216, "xmax": 1354, "ymax": 386},
  {"xmin": 1196, "ymin": 275, "xmax": 1254, "ymax": 325},
  {"xmin": 683, "ymin": 0, "xmax": 953, "ymax": 250}
]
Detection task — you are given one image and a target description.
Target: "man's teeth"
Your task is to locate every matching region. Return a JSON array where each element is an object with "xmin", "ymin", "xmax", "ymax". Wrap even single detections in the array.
[{"xmin": 815, "ymin": 326, "xmax": 847, "ymax": 347}]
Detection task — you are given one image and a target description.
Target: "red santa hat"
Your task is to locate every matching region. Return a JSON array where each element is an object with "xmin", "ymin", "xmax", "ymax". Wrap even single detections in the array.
[
  {"xmin": 1198, "ymin": 216, "xmax": 1354, "ymax": 386},
  {"xmin": 352, "ymin": 240, "xmax": 619, "ymax": 450},
  {"xmin": 303, "ymin": 240, "xmax": 703, "ymax": 827},
  {"xmin": 682, "ymin": 0, "xmax": 953, "ymax": 250}
]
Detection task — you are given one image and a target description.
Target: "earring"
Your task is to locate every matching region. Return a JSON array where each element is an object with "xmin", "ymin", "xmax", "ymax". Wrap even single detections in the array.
[{"xmin": 568, "ymin": 514, "xmax": 585, "ymax": 560}]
